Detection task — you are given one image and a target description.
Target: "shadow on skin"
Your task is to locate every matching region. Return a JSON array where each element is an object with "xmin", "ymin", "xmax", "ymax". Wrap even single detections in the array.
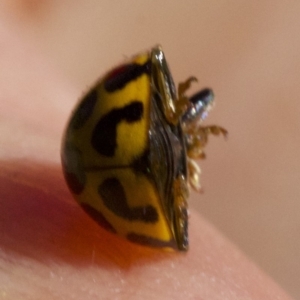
[{"xmin": 0, "ymin": 159, "xmax": 180, "ymax": 269}]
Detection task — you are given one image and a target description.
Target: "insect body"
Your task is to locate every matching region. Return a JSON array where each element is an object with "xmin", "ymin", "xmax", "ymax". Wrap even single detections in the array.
[{"xmin": 61, "ymin": 46, "xmax": 226, "ymax": 251}]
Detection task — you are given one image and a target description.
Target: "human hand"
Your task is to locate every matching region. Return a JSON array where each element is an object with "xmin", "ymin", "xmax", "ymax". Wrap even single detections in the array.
[{"xmin": 0, "ymin": 20, "xmax": 293, "ymax": 300}]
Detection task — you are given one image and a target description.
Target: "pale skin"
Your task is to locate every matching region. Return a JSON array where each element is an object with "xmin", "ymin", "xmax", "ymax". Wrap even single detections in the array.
[
  {"xmin": 0, "ymin": 25, "xmax": 294, "ymax": 300},
  {"xmin": 0, "ymin": 163, "xmax": 294, "ymax": 300}
]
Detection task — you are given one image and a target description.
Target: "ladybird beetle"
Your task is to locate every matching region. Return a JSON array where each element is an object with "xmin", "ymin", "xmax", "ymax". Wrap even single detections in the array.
[{"xmin": 61, "ymin": 46, "xmax": 226, "ymax": 251}]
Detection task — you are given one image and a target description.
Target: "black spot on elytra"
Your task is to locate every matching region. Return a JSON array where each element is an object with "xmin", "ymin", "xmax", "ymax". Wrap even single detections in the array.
[
  {"xmin": 91, "ymin": 101, "xmax": 143, "ymax": 157},
  {"xmin": 98, "ymin": 178, "xmax": 158, "ymax": 223},
  {"xmin": 81, "ymin": 203, "xmax": 116, "ymax": 233},
  {"xmin": 70, "ymin": 88, "xmax": 98, "ymax": 130},
  {"xmin": 104, "ymin": 61, "xmax": 151, "ymax": 92},
  {"xmin": 63, "ymin": 171, "xmax": 84, "ymax": 195},
  {"xmin": 127, "ymin": 233, "xmax": 177, "ymax": 249},
  {"xmin": 61, "ymin": 144, "xmax": 86, "ymax": 195}
]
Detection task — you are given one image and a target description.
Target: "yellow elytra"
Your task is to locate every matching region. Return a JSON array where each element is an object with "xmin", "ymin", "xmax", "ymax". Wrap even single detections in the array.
[{"xmin": 61, "ymin": 45, "xmax": 226, "ymax": 251}]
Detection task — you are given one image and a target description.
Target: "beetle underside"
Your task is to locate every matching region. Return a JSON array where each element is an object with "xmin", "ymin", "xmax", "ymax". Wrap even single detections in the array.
[{"xmin": 150, "ymin": 46, "xmax": 227, "ymax": 250}]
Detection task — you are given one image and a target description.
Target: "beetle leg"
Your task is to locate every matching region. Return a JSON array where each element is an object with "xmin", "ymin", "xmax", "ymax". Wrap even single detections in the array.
[
  {"xmin": 174, "ymin": 77, "xmax": 198, "ymax": 123},
  {"xmin": 185, "ymin": 125, "xmax": 227, "ymax": 160},
  {"xmin": 202, "ymin": 125, "xmax": 228, "ymax": 137},
  {"xmin": 178, "ymin": 76, "xmax": 198, "ymax": 98},
  {"xmin": 164, "ymin": 77, "xmax": 198, "ymax": 125},
  {"xmin": 187, "ymin": 158, "xmax": 203, "ymax": 192}
]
